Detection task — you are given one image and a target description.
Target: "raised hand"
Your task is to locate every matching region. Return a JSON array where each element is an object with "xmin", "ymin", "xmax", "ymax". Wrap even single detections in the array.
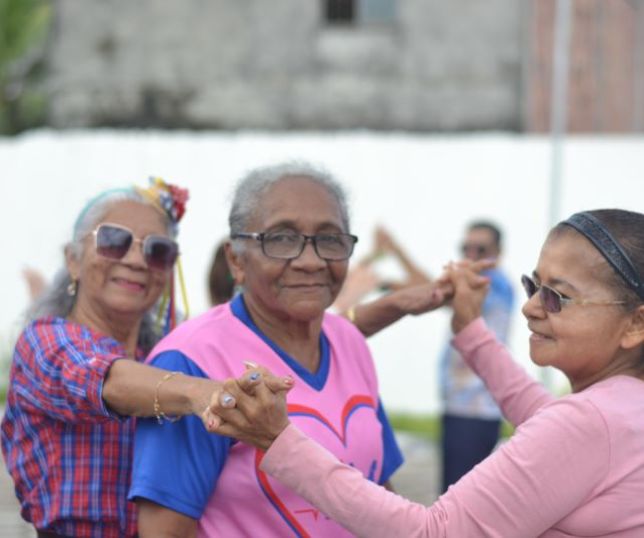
[{"xmin": 443, "ymin": 260, "xmax": 492, "ymax": 333}]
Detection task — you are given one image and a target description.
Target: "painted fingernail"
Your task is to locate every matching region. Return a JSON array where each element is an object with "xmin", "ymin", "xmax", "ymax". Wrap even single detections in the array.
[
  {"xmin": 283, "ymin": 375, "xmax": 294, "ymax": 386},
  {"xmin": 244, "ymin": 360, "xmax": 259, "ymax": 369},
  {"xmin": 249, "ymin": 372, "xmax": 261, "ymax": 381},
  {"xmin": 221, "ymin": 393, "xmax": 235, "ymax": 407}
]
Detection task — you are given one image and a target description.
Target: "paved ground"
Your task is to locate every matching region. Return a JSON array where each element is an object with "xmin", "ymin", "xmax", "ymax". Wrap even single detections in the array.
[
  {"xmin": 392, "ymin": 432, "xmax": 440, "ymax": 505},
  {"xmin": 0, "ymin": 431, "xmax": 438, "ymax": 535}
]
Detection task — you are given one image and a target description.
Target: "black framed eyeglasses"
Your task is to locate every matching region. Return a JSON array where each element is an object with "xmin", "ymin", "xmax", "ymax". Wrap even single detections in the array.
[
  {"xmin": 92, "ymin": 223, "xmax": 179, "ymax": 271},
  {"xmin": 521, "ymin": 274, "xmax": 626, "ymax": 314},
  {"xmin": 232, "ymin": 231, "xmax": 358, "ymax": 261}
]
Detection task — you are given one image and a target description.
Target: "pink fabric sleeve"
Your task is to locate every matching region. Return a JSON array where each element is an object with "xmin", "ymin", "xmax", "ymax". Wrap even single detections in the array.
[
  {"xmin": 452, "ymin": 318, "xmax": 555, "ymax": 426},
  {"xmin": 261, "ymin": 398, "xmax": 610, "ymax": 538}
]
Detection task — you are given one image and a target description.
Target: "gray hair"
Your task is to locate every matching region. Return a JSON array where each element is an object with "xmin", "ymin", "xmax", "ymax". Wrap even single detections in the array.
[
  {"xmin": 27, "ymin": 188, "xmax": 173, "ymax": 352},
  {"xmin": 228, "ymin": 161, "xmax": 351, "ymax": 252}
]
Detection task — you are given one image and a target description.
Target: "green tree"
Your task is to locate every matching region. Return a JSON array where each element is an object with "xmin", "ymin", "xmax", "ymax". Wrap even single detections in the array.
[{"xmin": 0, "ymin": 0, "xmax": 50, "ymax": 134}]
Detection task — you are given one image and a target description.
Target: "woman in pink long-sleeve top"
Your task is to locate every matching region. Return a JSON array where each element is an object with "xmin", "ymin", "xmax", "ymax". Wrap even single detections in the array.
[{"xmin": 213, "ymin": 208, "xmax": 644, "ymax": 538}]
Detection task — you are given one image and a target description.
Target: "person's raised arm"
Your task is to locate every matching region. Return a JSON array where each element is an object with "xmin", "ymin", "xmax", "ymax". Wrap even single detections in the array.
[
  {"xmin": 447, "ymin": 263, "xmax": 554, "ymax": 424},
  {"xmin": 350, "ymin": 259, "xmax": 494, "ymax": 337},
  {"xmin": 349, "ymin": 281, "xmax": 450, "ymax": 337},
  {"xmin": 332, "ymin": 261, "xmax": 382, "ymax": 314},
  {"xmin": 375, "ymin": 226, "xmax": 431, "ymax": 288},
  {"xmin": 212, "ymin": 367, "xmax": 608, "ymax": 538}
]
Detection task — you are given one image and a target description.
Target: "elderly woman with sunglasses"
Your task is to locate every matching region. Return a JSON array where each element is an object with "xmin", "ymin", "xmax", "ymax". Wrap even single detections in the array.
[
  {"xmin": 125, "ymin": 162, "xmax": 453, "ymax": 537},
  {"xmin": 213, "ymin": 208, "xmax": 644, "ymax": 537},
  {"xmin": 1, "ymin": 180, "xmax": 288, "ymax": 538}
]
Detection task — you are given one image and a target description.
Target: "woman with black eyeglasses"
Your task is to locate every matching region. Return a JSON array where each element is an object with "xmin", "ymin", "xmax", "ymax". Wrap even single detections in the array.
[
  {"xmin": 128, "ymin": 162, "xmax": 423, "ymax": 537},
  {"xmin": 212, "ymin": 208, "xmax": 644, "ymax": 537},
  {"xmin": 1, "ymin": 180, "xmax": 289, "ymax": 538}
]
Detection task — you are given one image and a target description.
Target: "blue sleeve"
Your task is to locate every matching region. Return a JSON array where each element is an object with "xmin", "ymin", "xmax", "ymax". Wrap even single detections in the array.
[
  {"xmin": 376, "ymin": 398, "xmax": 404, "ymax": 484},
  {"xmin": 127, "ymin": 350, "xmax": 233, "ymax": 519},
  {"xmin": 483, "ymin": 271, "xmax": 515, "ymax": 343},
  {"xmin": 485, "ymin": 270, "xmax": 515, "ymax": 311}
]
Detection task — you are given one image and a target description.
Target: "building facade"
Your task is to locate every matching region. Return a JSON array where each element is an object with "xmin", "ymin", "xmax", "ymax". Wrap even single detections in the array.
[{"xmin": 45, "ymin": 0, "xmax": 643, "ymax": 132}]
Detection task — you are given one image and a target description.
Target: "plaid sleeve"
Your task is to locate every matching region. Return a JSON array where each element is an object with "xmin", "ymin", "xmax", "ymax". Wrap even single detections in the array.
[{"xmin": 11, "ymin": 319, "xmax": 127, "ymax": 423}]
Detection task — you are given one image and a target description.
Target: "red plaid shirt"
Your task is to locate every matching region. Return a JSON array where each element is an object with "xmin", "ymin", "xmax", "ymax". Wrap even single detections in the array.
[{"xmin": 1, "ymin": 317, "xmax": 139, "ymax": 537}]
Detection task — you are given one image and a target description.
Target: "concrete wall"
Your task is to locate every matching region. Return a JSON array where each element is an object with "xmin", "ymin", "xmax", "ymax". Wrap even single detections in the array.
[{"xmin": 46, "ymin": 0, "xmax": 523, "ymax": 130}]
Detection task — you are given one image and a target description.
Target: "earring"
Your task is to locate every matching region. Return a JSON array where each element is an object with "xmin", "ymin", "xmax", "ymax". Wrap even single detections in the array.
[{"xmin": 67, "ymin": 280, "xmax": 77, "ymax": 297}]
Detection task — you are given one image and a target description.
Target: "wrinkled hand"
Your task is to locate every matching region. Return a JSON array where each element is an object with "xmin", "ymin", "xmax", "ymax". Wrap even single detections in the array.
[
  {"xmin": 204, "ymin": 365, "xmax": 293, "ymax": 451},
  {"xmin": 199, "ymin": 363, "xmax": 293, "ymax": 434},
  {"xmin": 391, "ymin": 280, "xmax": 452, "ymax": 316},
  {"xmin": 444, "ymin": 260, "xmax": 493, "ymax": 333}
]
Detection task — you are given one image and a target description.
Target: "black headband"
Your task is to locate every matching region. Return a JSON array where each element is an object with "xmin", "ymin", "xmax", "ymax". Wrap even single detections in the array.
[{"xmin": 561, "ymin": 212, "xmax": 644, "ymax": 301}]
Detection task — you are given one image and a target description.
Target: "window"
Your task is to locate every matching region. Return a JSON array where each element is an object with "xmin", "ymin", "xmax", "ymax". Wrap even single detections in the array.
[
  {"xmin": 326, "ymin": 0, "xmax": 355, "ymax": 24},
  {"xmin": 325, "ymin": 0, "xmax": 395, "ymax": 25},
  {"xmin": 359, "ymin": 0, "xmax": 396, "ymax": 24}
]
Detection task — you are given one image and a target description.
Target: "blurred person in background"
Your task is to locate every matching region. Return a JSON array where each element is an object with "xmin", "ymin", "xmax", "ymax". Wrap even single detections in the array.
[
  {"xmin": 213, "ymin": 208, "xmax": 644, "ymax": 537},
  {"xmin": 368, "ymin": 222, "xmax": 514, "ymax": 491},
  {"xmin": 207, "ymin": 240, "xmax": 235, "ymax": 306},
  {"xmin": 439, "ymin": 220, "xmax": 514, "ymax": 491},
  {"xmin": 21, "ymin": 267, "xmax": 48, "ymax": 302},
  {"xmin": 1, "ymin": 179, "xmax": 288, "ymax": 538}
]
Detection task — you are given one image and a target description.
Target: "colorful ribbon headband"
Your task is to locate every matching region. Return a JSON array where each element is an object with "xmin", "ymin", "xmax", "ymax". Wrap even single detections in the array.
[{"xmin": 136, "ymin": 177, "xmax": 191, "ymax": 333}]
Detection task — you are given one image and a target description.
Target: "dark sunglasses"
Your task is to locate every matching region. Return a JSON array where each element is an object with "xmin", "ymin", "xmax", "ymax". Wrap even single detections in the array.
[
  {"xmin": 92, "ymin": 223, "xmax": 179, "ymax": 271},
  {"xmin": 521, "ymin": 274, "xmax": 625, "ymax": 314},
  {"xmin": 461, "ymin": 242, "xmax": 491, "ymax": 257}
]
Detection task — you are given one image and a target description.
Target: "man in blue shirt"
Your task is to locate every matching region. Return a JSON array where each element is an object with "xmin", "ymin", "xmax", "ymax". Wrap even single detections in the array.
[{"xmin": 439, "ymin": 221, "xmax": 514, "ymax": 492}]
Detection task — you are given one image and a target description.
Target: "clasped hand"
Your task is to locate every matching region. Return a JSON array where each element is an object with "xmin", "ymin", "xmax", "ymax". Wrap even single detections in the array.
[{"xmin": 203, "ymin": 365, "xmax": 293, "ymax": 451}]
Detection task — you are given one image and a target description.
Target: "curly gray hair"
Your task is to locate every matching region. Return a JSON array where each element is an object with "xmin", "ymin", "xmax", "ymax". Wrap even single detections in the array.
[{"xmin": 228, "ymin": 161, "xmax": 351, "ymax": 253}]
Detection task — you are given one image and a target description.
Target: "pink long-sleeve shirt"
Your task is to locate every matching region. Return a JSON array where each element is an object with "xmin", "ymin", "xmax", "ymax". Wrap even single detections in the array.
[{"xmin": 261, "ymin": 318, "xmax": 644, "ymax": 537}]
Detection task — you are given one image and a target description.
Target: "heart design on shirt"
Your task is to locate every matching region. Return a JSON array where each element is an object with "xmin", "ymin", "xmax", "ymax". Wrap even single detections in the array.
[{"xmin": 254, "ymin": 395, "xmax": 381, "ymax": 538}]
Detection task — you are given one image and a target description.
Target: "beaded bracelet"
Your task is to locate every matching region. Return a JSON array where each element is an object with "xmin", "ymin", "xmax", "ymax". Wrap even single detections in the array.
[{"xmin": 153, "ymin": 371, "xmax": 182, "ymax": 424}]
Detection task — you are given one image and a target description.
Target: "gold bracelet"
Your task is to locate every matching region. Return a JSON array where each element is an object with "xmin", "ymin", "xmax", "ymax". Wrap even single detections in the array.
[
  {"xmin": 153, "ymin": 371, "xmax": 181, "ymax": 424},
  {"xmin": 346, "ymin": 306, "xmax": 356, "ymax": 323}
]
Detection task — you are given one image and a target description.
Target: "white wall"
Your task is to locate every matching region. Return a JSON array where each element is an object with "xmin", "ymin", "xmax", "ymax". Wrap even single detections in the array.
[{"xmin": 1, "ymin": 130, "xmax": 642, "ymax": 412}]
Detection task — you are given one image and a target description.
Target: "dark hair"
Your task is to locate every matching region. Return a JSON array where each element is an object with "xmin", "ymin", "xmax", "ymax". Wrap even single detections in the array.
[
  {"xmin": 553, "ymin": 209, "xmax": 644, "ymax": 310},
  {"xmin": 208, "ymin": 242, "xmax": 235, "ymax": 306},
  {"xmin": 467, "ymin": 220, "xmax": 502, "ymax": 248}
]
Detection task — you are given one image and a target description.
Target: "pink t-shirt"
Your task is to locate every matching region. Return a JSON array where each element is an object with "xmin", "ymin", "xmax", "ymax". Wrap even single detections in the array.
[
  {"xmin": 131, "ymin": 299, "xmax": 400, "ymax": 537},
  {"xmin": 262, "ymin": 318, "xmax": 644, "ymax": 537}
]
